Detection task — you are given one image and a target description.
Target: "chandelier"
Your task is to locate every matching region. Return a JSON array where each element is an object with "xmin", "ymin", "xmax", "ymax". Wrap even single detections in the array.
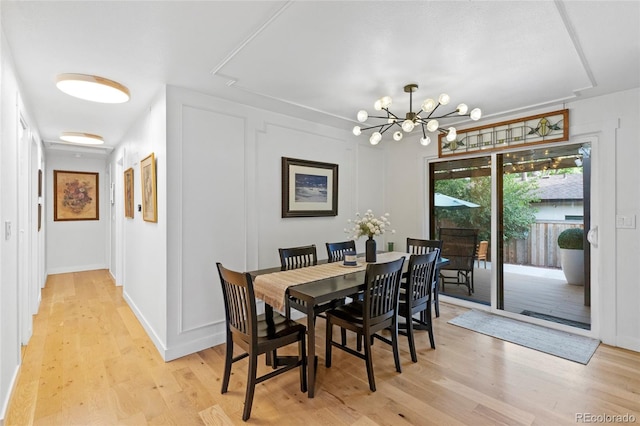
[{"xmin": 352, "ymin": 83, "xmax": 482, "ymax": 146}]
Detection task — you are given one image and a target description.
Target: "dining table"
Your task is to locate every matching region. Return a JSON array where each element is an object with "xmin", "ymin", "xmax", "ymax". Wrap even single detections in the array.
[{"xmin": 250, "ymin": 251, "xmax": 448, "ymax": 398}]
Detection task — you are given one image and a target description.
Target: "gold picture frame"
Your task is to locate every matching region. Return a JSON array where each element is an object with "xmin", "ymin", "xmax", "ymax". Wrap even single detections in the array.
[
  {"xmin": 124, "ymin": 167, "xmax": 134, "ymax": 218},
  {"xmin": 140, "ymin": 153, "xmax": 157, "ymax": 222},
  {"xmin": 53, "ymin": 170, "xmax": 99, "ymax": 221}
]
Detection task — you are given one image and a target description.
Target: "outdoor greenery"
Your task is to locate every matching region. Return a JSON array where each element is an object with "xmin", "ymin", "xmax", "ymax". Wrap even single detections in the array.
[
  {"xmin": 434, "ymin": 174, "xmax": 540, "ymax": 243},
  {"xmin": 557, "ymin": 227, "xmax": 584, "ymax": 250}
]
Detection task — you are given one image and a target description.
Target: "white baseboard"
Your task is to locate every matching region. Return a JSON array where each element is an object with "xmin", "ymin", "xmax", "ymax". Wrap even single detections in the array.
[
  {"xmin": 122, "ymin": 289, "xmax": 168, "ymax": 359},
  {"xmin": 46, "ymin": 264, "xmax": 107, "ymax": 275},
  {"xmin": 0, "ymin": 365, "xmax": 20, "ymax": 423}
]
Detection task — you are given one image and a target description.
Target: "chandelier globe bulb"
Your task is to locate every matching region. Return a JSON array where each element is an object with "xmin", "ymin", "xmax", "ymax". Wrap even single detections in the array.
[
  {"xmin": 446, "ymin": 127, "xmax": 457, "ymax": 142},
  {"xmin": 357, "ymin": 110, "xmax": 368, "ymax": 122},
  {"xmin": 370, "ymin": 132, "xmax": 382, "ymax": 145},
  {"xmin": 438, "ymin": 93, "xmax": 450, "ymax": 105},
  {"xmin": 426, "ymin": 119, "xmax": 439, "ymax": 132},
  {"xmin": 380, "ymin": 96, "xmax": 392, "ymax": 109},
  {"xmin": 421, "ymin": 98, "xmax": 436, "ymax": 112},
  {"xmin": 420, "ymin": 136, "xmax": 432, "ymax": 146},
  {"xmin": 393, "ymin": 131, "xmax": 403, "ymax": 141},
  {"xmin": 401, "ymin": 120, "xmax": 415, "ymax": 132},
  {"xmin": 352, "ymin": 126, "xmax": 362, "ymax": 136},
  {"xmin": 470, "ymin": 108, "xmax": 482, "ymax": 120},
  {"xmin": 456, "ymin": 103, "xmax": 468, "ymax": 115}
]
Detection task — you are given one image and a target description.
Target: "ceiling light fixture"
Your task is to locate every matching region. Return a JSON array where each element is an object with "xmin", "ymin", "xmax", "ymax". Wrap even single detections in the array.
[
  {"xmin": 352, "ymin": 83, "xmax": 482, "ymax": 146},
  {"xmin": 56, "ymin": 73, "xmax": 130, "ymax": 103},
  {"xmin": 60, "ymin": 132, "xmax": 104, "ymax": 145}
]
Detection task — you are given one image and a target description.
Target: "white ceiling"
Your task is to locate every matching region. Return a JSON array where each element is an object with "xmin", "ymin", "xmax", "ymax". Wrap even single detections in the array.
[{"xmin": 2, "ymin": 1, "xmax": 639, "ymax": 154}]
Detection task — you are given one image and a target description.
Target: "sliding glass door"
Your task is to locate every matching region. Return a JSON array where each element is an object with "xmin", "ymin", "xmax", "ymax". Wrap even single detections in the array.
[{"xmin": 429, "ymin": 143, "xmax": 591, "ymax": 329}]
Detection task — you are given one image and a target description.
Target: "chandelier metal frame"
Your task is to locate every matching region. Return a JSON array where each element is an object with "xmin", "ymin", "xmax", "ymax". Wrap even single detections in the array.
[{"xmin": 352, "ymin": 83, "xmax": 481, "ymax": 146}]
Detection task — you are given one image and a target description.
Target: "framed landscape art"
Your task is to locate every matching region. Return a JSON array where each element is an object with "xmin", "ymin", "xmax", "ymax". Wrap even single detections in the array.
[
  {"xmin": 53, "ymin": 170, "xmax": 99, "ymax": 221},
  {"xmin": 140, "ymin": 153, "xmax": 157, "ymax": 222},
  {"xmin": 282, "ymin": 157, "xmax": 338, "ymax": 218},
  {"xmin": 124, "ymin": 167, "xmax": 134, "ymax": 218}
]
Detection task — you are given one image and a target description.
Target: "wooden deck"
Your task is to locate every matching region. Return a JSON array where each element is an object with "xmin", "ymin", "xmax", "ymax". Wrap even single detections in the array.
[{"xmin": 440, "ymin": 262, "xmax": 591, "ymax": 327}]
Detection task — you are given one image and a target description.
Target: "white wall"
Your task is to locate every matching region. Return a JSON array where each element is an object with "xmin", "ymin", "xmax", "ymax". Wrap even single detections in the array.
[
  {"xmin": 384, "ymin": 88, "xmax": 640, "ymax": 352},
  {"xmin": 0, "ymin": 24, "xmax": 45, "ymax": 420},
  {"xmin": 0, "ymin": 25, "xmax": 21, "ymax": 420},
  {"xmin": 109, "ymin": 88, "xmax": 168, "ymax": 357},
  {"xmin": 45, "ymin": 153, "xmax": 109, "ymax": 274},
  {"xmin": 111, "ymin": 85, "xmax": 385, "ymax": 360}
]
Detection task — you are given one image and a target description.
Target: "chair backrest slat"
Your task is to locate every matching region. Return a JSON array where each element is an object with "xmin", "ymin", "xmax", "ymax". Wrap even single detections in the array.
[
  {"xmin": 326, "ymin": 240, "xmax": 356, "ymax": 263},
  {"xmin": 217, "ymin": 263, "xmax": 257, "ymax": 339},
  {"xmin": 279, "ymin": 245, "xmax": 318, "ymax": 270},
  {"xmin": 407, "ymin": 251, "xmax": 439, "ymax": 306},
  {"xmin": 407, "ymin": 237, "xmax": 443, "ymax": 255},
  {"xmin": 363, "ymin": 258, "xmax": 405, "ymax": 326}
]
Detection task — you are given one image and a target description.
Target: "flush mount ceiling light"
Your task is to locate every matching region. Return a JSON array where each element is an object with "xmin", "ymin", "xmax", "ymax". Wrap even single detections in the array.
[
  {"xmin": 60, "ymin": 132, "xmax": 104, "ymax": 145},
  {"xmin": 352, "ymin": 83, "xmax": 482, "ymax": 146},
  {"xmin": 56, "ymin": 73, "xmax": 130, "ymax": 103}
]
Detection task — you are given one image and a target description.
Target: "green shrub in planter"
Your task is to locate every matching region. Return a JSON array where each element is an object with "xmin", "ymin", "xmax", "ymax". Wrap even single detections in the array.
[{"xmin": 558, "ymin": 228, "xmax": 584, "ymax": 250}]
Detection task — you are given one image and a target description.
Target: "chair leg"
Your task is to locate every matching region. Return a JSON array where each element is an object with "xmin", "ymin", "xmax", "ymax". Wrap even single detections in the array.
[
  {"xmin": 363, "ymin": 333, "xmax": 376, "ymax": 392},
  {"xmin": 242, "ymin": 353, "xmax": 258, "ymax": 421},
  {"xmin": 221, "ymin": 339, "xmax": 233, "ymax": 394},
  {"xmin": 325, "ymin": 318, "xmax": 333, "ymax": 368},
  {"xmin": 299, "ymin": 331, "xmax": 307, "ymax": 392},
  {"xmin": 356, "ymin": 333, "xmax": 362, "ymax": 352},
  {"xmin": 341, "ymin": 328, "xmax": 347, "ymax": 346},
  {"xmin": 427, "ymin": 318, "xmax": 436, "ymax": 350},
  {"xmin": 433, "ymin": 282, "xmax": 440, "ymax": 318},
  {"xmin": 391, "ymin": 321, "xmax": 402, "ymax": 373},
  {"xmin": 407, "ymin": 315, "xmax": 417, "ymax": 363}
]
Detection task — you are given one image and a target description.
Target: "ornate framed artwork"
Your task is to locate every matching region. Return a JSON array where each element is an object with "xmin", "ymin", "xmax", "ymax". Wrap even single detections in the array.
[
  {"xmin": 140, "ymin": 153, "xmax": 157, "ymax": 223},
  {"xmin": 124, "ymin": 167, "xmax": 134, "ymax": 218},
  {"xmin": 53, "ymin": 170, "xmax": 99, "ymax": 221},
  {"xmin": 282, "ymin": 157, "xmax": 338, "ymax": 218}
]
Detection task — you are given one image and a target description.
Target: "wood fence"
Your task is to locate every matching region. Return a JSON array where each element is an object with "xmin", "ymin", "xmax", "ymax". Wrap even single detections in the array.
[{"xmin": 503, "ymin": 221, "xmax": 583, "ymax": 267}]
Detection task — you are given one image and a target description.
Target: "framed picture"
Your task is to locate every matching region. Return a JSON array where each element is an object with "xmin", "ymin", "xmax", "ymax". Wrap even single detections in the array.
[
  {"xmin": 124, "ymin": 168, "xmax": 134, "ymax": 218},
  {"xmin": 53, "ymin": 170, "xmax": 99, "ymax": 221},
  {"xmin": 140, "ymin": 153, "xmax": 157, "ymax": 222},
  {"xmin": 282, "ymin": 157, "xmax": 338, "ymax": 218}
]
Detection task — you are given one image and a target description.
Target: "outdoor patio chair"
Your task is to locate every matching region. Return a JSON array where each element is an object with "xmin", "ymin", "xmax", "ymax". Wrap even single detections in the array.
[{"xmin": 439, "ymin": 228, "xmax": 478, "ymax": 295}]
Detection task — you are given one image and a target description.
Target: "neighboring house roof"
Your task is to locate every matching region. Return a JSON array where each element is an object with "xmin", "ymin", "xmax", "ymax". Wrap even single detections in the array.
[{"xmin": 533, "ymin": 173, "xmax": 584, "ymax": 201}]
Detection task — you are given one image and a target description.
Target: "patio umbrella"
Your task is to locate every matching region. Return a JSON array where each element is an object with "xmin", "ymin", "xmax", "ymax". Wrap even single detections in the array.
[{"xmin": 434, "ymin": 193, "xmax": 480, "ymax": 209}]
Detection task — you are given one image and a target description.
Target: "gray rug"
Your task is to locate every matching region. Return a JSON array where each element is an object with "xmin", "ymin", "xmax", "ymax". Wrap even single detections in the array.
[{"xmin": 448, "ymin": 310, "xmax": 600, "ymax": 364}]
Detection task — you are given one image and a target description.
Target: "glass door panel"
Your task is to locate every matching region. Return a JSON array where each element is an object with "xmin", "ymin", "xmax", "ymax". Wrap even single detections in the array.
[
  {"xmin": 430, "ymin": 156, "xmax": 492, "ymax": 305},
  {"xmin": 498, "ymin": 143, "xmax": 591, "ymax": 329}
]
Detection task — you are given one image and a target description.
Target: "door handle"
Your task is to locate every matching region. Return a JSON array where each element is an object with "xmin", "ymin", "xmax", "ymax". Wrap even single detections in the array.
[{"xmin": 587, "ymin": 226, "xmax": 598, "ymax": 247}]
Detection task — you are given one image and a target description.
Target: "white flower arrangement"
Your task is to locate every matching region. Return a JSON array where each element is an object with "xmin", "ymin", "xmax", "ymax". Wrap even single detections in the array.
[{"xmin": 345, "ymin": 210, "xmax": 396, "ymax": 239}]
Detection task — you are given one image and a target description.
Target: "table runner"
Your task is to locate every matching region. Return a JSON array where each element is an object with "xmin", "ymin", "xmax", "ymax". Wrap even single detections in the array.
[{"xmin": 254, "ymin": 251, "xmax": 408, "ymax": 311}]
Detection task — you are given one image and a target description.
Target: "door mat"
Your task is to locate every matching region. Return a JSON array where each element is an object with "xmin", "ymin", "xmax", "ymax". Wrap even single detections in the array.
[
  {"xmin": 448, "ymin": 309, "xmax": 600, "ymax": 364},
  {"xmin": 520, "ymin": 310, "xmax": 591, "ymax": 330}
]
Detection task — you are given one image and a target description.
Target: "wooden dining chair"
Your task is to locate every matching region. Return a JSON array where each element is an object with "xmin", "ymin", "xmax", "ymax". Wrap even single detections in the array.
[
  {"xmin": 398, "ymin": 251, "xmax": 439, "ymax": 362},
  {"xmin": 406, "ymin": 238, "xmax": 443, "ymax": 317},
  {"xmin": 325, "ymin": 240, "xmax": 356, "ymax": 263},
  {"xmin": 216, "ymin": 263, "xmax": 307, "ymax": 421},
  {"xmin": 324, "ymin": 257, "xmax": 405, "ymax": 392}
]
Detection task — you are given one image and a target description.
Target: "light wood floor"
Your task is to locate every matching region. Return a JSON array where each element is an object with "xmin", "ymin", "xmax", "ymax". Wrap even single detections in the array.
[{"xmin": 5, "ymin": 270, "xmax": 640, "ymax": 425}]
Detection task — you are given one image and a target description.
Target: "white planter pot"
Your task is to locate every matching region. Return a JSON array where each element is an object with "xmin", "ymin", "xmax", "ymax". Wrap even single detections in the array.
[{"xmin": 560, "ymin": 248, "xmax": 584, "ymax": 285}]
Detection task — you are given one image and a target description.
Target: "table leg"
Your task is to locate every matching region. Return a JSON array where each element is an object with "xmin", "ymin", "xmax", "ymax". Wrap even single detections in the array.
[{"xmin": 306, "ymin": 304, "xmax": 316, "ymax": 398}]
